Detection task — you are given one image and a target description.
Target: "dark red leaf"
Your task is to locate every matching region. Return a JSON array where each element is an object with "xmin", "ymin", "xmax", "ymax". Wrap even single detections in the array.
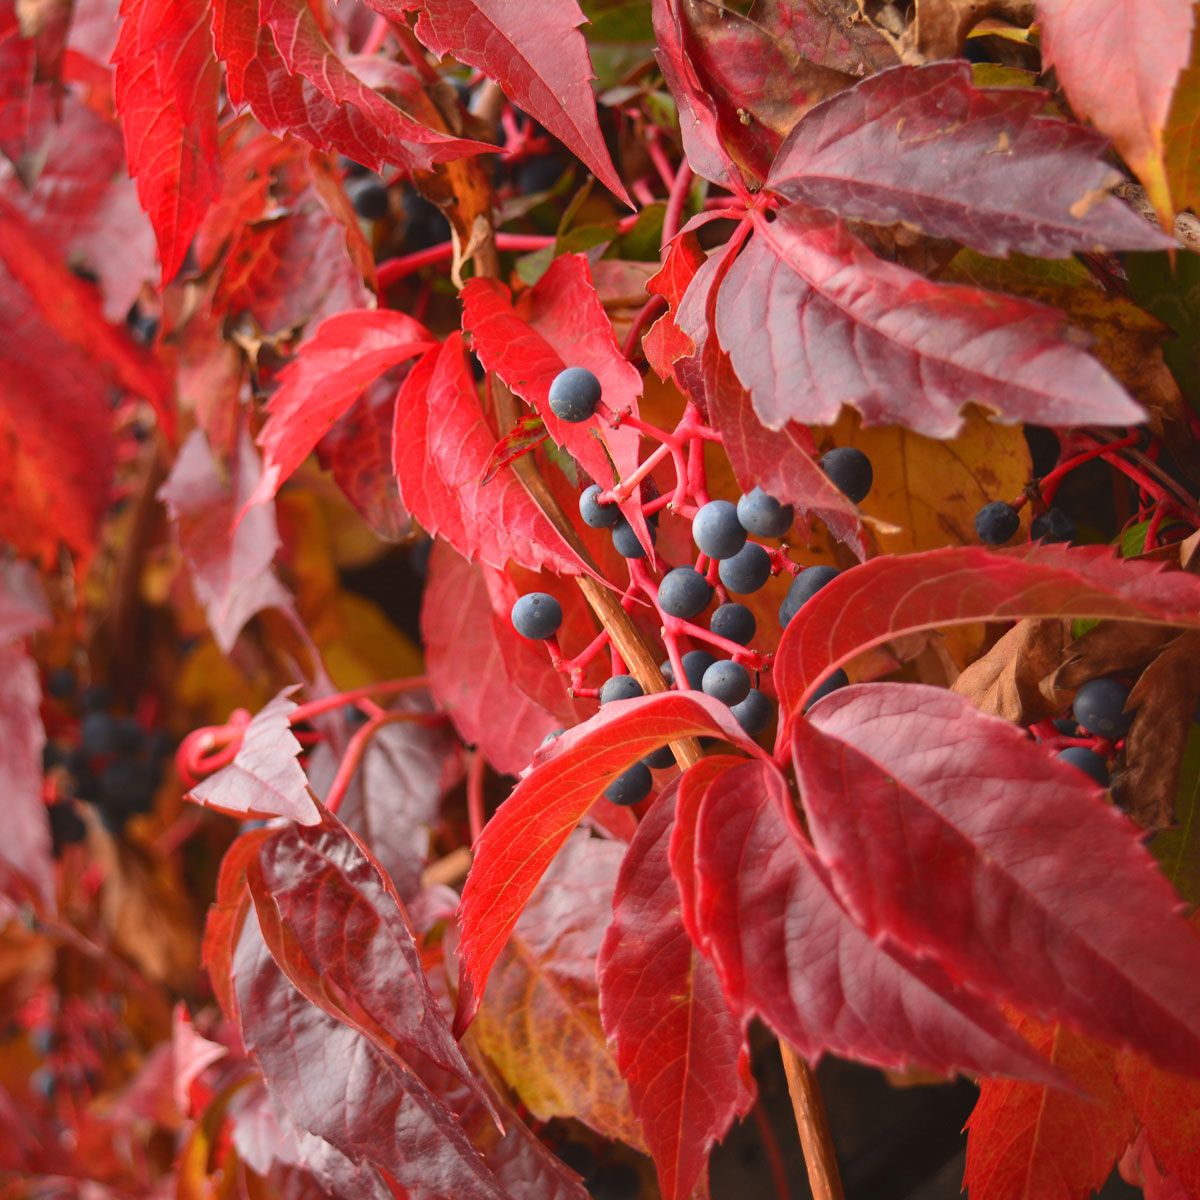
[
  {"xmin": 364, "ymin": 0, "xmax": 630, "ymax": 205},
  {"xmin": 713, "ymin": 204, "xmax": 1144, "ymax": 437},
  {"xmin": 0, "ymin": 4, "xmax": 33, "ymax": 160},
  {"xmin": 113, "ymin": 0, "xmax": 222, "ymax": 281},
  {"xmin": 392, "ymin": 334, "xmax": 590, "ymax": 575},
  {"xmin": 211, "ymin": 0, "xmax": 487, "ymax": 174},
  {"xmin": 599, "ymin": 785, "xmax": 754, "ymax": 1200},
  {"xmin": 188, "ymin": 689, "xmax": 319, "ymax": 824},
  {"xmin": 455, "ymin": 691, "xmax": 763, "ymax": 1033},
  {"xmin": 768, "ymin": 62, "xmax": 1173, "ymax": 258},
  {"xmin": 694, "ymin": 758, "xmax": 1064, "ymax": 1082},
  {"xmin": 250, "ymin": 309, "xmax": 435, "ymax": 510},
  {"xmin": 422, "ymin": 541, "xmax": 563, "ymax": 775},
  {"xmin": 773, "ymin": 544, "xmax": 1200, "ymax": 727},
  {"xmin": 159, "ymin": 430, "xmax": 293, "ymax": 654},
  {"xmin": 796, "ymin": 683, "xmax": 1200, "ymax": 1076}
]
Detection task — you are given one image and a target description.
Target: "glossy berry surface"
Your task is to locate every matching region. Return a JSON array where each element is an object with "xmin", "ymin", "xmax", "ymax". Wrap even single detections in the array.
[
  {"xmin": 737, "ymin": 487, "xmax": 794, "ymax": 538},
  {"xmin": 579, "ymin": 484, "xmax": 620, "ymax": 528},
  {"xmin": 1057, "ymin": 746, "xmax": 1111, "ymax": 787},
  {"xmin": 669, "ymin": 650, "xmax": 716, "ymax": 691},
  {"xmin": 692, "ymin": 500, "xmax": 746, "ymax": 559},
  {"xmin": 779, "ymin": 565, "xmax": 840, "ymax": 627},
  {"xmin": 701, "ymin": 660, "xmax": 751, "ymax": 706},
  {"xmin": 599, "ymin": 675, "xmax": 643, "ymax": 704},
  {"xmin": 510, "ymin": 593, "xmax": 563, "ymax": 640},
  {"xmin": 805, "ymin": 668, "xmax": 849, "ymax": 710},
  {"xmin": 611, "ymin": 518, "xmax": 653, "ymax": 559},
  {"xmin": 717, "ymin": 542, "xmax": 772, "ymax": 594},
  {"xmin": 730, "ymin": 688, "xmax": 773, "ymax": 736},
  {"xmin": 820, "ymin": 447, "xmax": 873, "ymax": 503},
  {"xmin": 604, "ymin": 762, "xmax": 653, "ymax": 806},
  {"xmin": 1031, "ymin": 507, "xmax": 1075, "ymax": 543},
  {"xmin": 975, "ymin": 501, "xmax": 1020, "ymax": 545},
  {"xmin": 1072, "ymin": 677, "xmax": 1133, "ymax": 738},
  {"xmin": 548, "ymin": 366, "xmax": 601, "ymax": 422},
  {"xmin": 710, "ymin": 603, "xmax": 756, "ymax": 646},
  {"xmin": 642, "ymin": 745, "xmax": 675, "ymax": 769},
  {"xmin": 658, "ymin": 567, "xmax": 713, "ymax": 619}
]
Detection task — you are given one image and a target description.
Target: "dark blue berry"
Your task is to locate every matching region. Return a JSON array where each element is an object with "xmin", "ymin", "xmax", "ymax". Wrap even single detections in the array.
[
  {"xmin": 692, "ymin": 500, "xmax": 746, "ymax": 560},
  {"xmin": 718, "ymin": 542, "xmax": 772, "ymax": 594},
  {"xmin": 46, "ymin": 667, "xmax": 77, "ymax": 700},
  {"xmin": 779, "ymin": 565, "xmax": 840, "ymax": 627},
  {"xmin": 643, "ymin": 745, "xmax": 675, "ymax": 769},
  {"xmin": 820, "ymin": 447, "xmax": 873, "ymax": 503},
  {"xmin": 99, "ymin": 759, "xmax": 157, "ymax": 813},
  {"xmin": 348, "ymin": 177, "xmax": 390, "ymax": 220},
  {"xmin": 702, "ymin": 660, "xmax": 751, "ymax": 706},
  {"xmin": 515, "ymin": 154, "xmax": 567, "ymax": 194},
  {"xmin": 730, "ymin": 688, "xmax": 774, "ymax": 736},
  {"xmin": 710, "ymin": 603, "xmax": 756, "ymax": 646},
  {"xmin": 737, "ymin": 488, "xmax": 793, "ymax": 538},
  {"xmin": 80, "ymin": 712, "xmax": 119, "ymax": 756},
  {"xmin": 1057, "ymin": 746, "xmax": 1111, "ymax": 787},
  {"xmin": 611, "ymin": 517, "xmax": 654, "ymax": 559},
  {"xmin": 658, "ymin": 567, "xmax": 713, "ymax": 619},
  {"xmin": 511, "ymin": 593, "xmax": 563, "ymax": 640},
  {"xmin": 1053, "ymin": 717, "xmax": 1080, "ymax": 736},
  {"xmin": 600, "ymin": 675, "xmax": 644, "ymax": 704},
  {"xmin": 548, "ymin": 367, "xmax": 601, "ymax": 423},
  {"xmin": 673, "ymin": 650, "xmax": 716, "ymax": 691},
  {"xmin": 1072, "ymin": 678, "xmax": 1133, "ymax": 738},
  {"xmin": 975, "ymin": 501, "xmax": 1020, "ymax": 546},
  {"xmin": 580, "ymin": 484, "xmax": 620, "ymax": 528},
  {"xmin": 804, "ymin": 668, "xmax": 849, "ymax": 711},
  {"xmin": 80, "ymin": 684, "xmax": 112, "ymax": 713},
  {"xmin": 1031, "ymin": 507, "xmax": 1075, "ymax": 543},
  {"xmin": 604, "ymin": 762, "xmax": 653, "ymax": 806}
]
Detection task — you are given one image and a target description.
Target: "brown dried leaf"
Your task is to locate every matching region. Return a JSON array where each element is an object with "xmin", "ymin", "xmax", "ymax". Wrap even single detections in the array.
[
  {"xmin": 859, "ymin": 0, "xmax": 1034, "ymax": 62},
  {"xmin": 1052, "ymin": 623, "xmax": 1175, "ymax": 692},
  {"xmin": 1113, "ymin": 633, "xmax": 1200, "ymax": 829},
  {"xmin": 951, "ymin": 619, "xmax": 1069, "ymax": 723}
]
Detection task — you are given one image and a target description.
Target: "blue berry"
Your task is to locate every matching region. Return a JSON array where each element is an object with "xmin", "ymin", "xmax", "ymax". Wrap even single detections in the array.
[
  {"xmin": 1057, "ymin": 746, "xmax": 1111, "ymax": 787},
  {"xmin": 1072, "ymin": 678, "xmax": 1133, "ymax": 738},
  {"xmin": 975, "ymin": 501, "xmax": 1020, "ymax": 546},
  {"xmin": 80, "ymin": 711, "xmax": 119, "ymax": 756},
  {"xmin": 47, "ymin": 667, "xmax": 77, "ymax": 700},
  {"xmin": 718, "ymin": 542, "xmax": 772, "ymax": 594},
  {"xmin": 779, "ymin": 565, "xmax": 840, "ymax": 627},
  {"xmin": 348, "ymin": 177, "xmax": 390, "ymax": 220},
  {"xmin": 600, "ymin": 675, "xmax": 644, "ymax": 704},
  {"xmin": 1031, "ymin": 507, "xmax": 1075, "ymax": 543},
  {"xmin": 580, "ymin": 484, "xmax": 620, "ymax": 528},
  {"xmin": 702, "ymin": 660, "xmax": 751, "ymax": 706},
  {"xmin": 692, "ymin": 500, "xmax": 746, "ymax": 559},
  {"xmin": 605, "ymin": 762, "xmax": 653, "ymax": 806},
  {"xmin": 643, "ymin": 745, "xmax": 675, "ymax": 769},
  {"xmin": 804, "ymin": 668, "xmax": 849, "ymax": 710},
  {"xmin": 658, "ymin": 567, "xmax": 713, "ymax": 619},
  {"xmin": 710, "ymin": 603, "xmax": 756, "ymax": 646},
  {"xmin": 667, "ymin": 650, "xmax": 716, "ymax": 690},
  {"xmin": 511, "ymin": 593, "xmax": 563, "ymax": 640},
  {"xmin": 737, "ymin": 488, "xmax": 793, "ymax": 538},
  {"xmin": 612, "ymin": 517, "xmax": 655, "ymax": 559},
  {"xmin": 730, "ymin": 688, "xmax": 774, "ymax": 736},
  {"xmin": 820, "ymin": 447, "xmax": 873, "ymax": 503},
  {"xmin": 548, "ymin": 367, "xmax": 601, "ymax": 422}
]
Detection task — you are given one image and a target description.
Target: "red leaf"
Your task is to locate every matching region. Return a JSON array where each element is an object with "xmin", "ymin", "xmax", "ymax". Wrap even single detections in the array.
[
  {"xmin": 0, "ymin": 560, "xmax": 48, "ymax": 644},
  {"xmin": 211, "ymin": 0, "xmax": 487, "ymax": 174},
  {"xmin": 480, "ymin": 415, "xmax": 548, "ymax": 486},
  {"xmin": 461, "ymin": 256, "xmax": 649, "ymax": 545},
  {"xmin": 768, "ymin": 62, "xmax": 1173, "ymax": 258},
  {"xmin": 392, "ymin": 333, "xmax": 590, "ymax": 575},
  {"xmin": 159, "ymin": 429, "xmax": 292, "ymax": 654},
  {"xmin": 188, "ymin": 689, "xmax": 320, "ymax": 824},
  {"xmin": 693, "ymin": 758, "xmax": 1063, "ymax": 1082},
  {"xmin": 773, "ymin": 544, "xmax": 1200, "ymax": 725},
  {"xmin": 0, "ymin": 5, "xmax": 34, "ymax": 160},
  {"xmin": 455, "ymin": 691, "xmax": 763, "ymax": 1033},
  {"xmin": 713, "ymin": 204, "xmax": 1143, "ymax": 437},
  {"xmin": 249, "ymin": 309, "xmax": 435, "ymax": 510},
  {"xmin": 965, "ymin": 1017, "xmax": 1133, "ymax": 1200},
  {"xmin": 1117, "ymin": 1051, "xmax": 1200, "ymax": 1195},
  {"xmin": 643, "ymin": 232, "xmax": 706, "ymax": 382},
  {"xmin": 1037, "ymin": 0, "xmax": 1196, "ymax": 224},
  {"xmin": 365, "ymin": 0, "xmax": 630, "ymax": 205},
  {"xmin": 796, "ymin": 684, "xmax": 1200, "ymax": 1075},
  {"xmin": 422, "ymin": 541, "xmax": 562, "ymax": 775},
  {"xmin": 599, "ymin": 785, "xmax": 754, "ymax": 1200},
  {"xmin": 0, "ymin": 644, "xmax": 51, "ymax": 907},
  {"xmin": 113, "ymin": 0, "xmax": 222, "ymax": 281}
]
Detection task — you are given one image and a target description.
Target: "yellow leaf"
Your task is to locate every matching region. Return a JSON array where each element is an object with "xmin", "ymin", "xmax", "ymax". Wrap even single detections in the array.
[{"xmin": 1165, "ymin": 13, "xmax": 1200, "ymax": 217}]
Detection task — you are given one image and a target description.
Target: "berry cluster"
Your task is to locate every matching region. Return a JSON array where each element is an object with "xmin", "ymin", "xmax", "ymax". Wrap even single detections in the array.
[{"xmin": 511, "ymin": 367, "xmax": 875, "ymax": 807}]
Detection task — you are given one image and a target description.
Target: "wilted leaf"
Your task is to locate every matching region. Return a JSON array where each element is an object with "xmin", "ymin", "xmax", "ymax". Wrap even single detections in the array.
[
  {"xmin": 796, "ymin": 683, "xmax": 1200, "ymax": 1075},
  {"xmin": 599, "ymin": 788, "xmax": 754, "ymax": 1198},
  {"xmin": 951, "ymin": 618, "xmax": 1068, "ymax": 724}
]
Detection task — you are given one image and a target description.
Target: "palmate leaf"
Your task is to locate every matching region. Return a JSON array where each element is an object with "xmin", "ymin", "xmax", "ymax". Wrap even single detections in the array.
[
  {"xmin": 795, "ymin": 684, "xmax": 1200, "ymax": 1076},
  {"xmin": 768, "ymin": 62, "xmax": 1173, "ymax": 260}
]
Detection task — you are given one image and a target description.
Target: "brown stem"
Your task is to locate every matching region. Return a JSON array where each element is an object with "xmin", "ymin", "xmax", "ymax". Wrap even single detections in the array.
[{"xmin": 780, "ymin": 1042, "xmax": 844, "ymax": 1200}]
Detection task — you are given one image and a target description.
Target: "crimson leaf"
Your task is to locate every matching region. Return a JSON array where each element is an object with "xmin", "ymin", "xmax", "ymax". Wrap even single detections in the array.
[
  {"xmin": 796, "ymin": 684, "xmax": 1200, "ymax": 1076},
  {"xmin": 599, "ymin": 784, "xmax": 754, "ymax": 1200},
  {"xmin": 768, "ymin": 62, "xmax": 1173, "ymax": 259},
  {"xmin": 0, "ymin": 644, "xmax": 50, "ymax": 907},
  {"xmin": 713, "ymin": 204, "xmax": 1144, "ymax": 437}
]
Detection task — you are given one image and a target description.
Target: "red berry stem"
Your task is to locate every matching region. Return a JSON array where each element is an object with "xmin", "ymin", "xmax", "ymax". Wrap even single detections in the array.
[{"xmin": 1038, "ymin": 433, "xmax": 1139, "ymax": 504}]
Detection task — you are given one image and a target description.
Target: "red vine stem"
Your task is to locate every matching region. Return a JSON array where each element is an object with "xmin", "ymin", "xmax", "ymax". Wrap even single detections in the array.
[
  {"xmin": 466, "ymin": 750, "xmax": 487, "ymax": 843},
  {"xmin": 1037, "ymin": 434, "xmax": 1139, "ymax": 504},
  {"xmin": 753, "ymin": 1101, "xmax": 792, "ymax": 1200},
  {"xmin": 662, "ymin": 161, "xmax": 694, "ymax": 247},
  {"xmin": 378, "ymin": 235, "xmax": 555, "ymax": 286},
  {"xmin": 324, "ymin": 711, "xmax": 442, "ymax": 816}
]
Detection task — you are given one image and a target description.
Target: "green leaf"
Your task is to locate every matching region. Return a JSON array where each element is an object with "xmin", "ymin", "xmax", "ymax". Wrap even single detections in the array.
[
  {"xmin": 1124, "ymin": 250, "xmax": 1200, "ymax": 414},
  {"xmin": 1151, "ymin": 723, "xmax": 1200, "ymax": 905}
]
